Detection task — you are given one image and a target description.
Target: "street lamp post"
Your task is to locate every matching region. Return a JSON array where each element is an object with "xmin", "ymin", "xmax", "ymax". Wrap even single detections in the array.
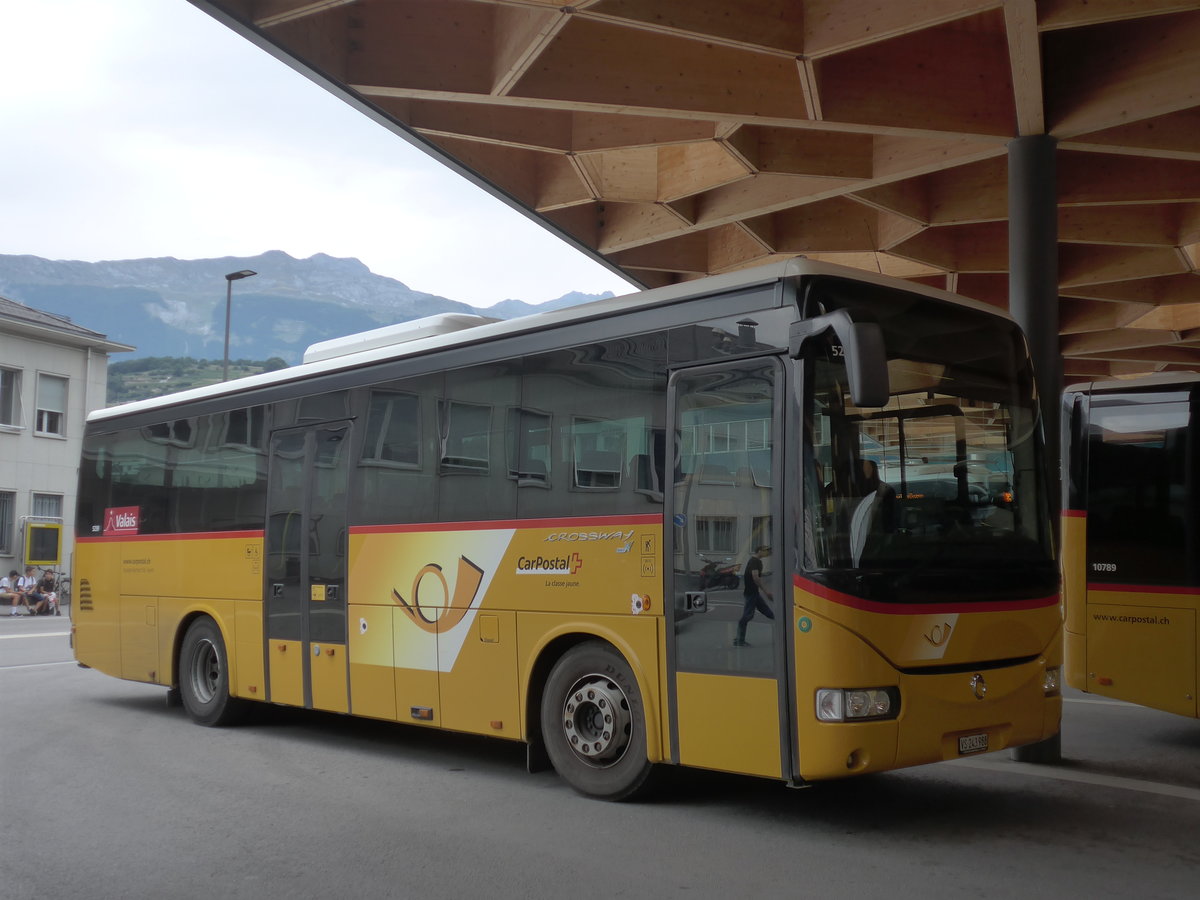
[{"xmin": 222, "ymin": 269, "xmax": 257, "ymax": 381}]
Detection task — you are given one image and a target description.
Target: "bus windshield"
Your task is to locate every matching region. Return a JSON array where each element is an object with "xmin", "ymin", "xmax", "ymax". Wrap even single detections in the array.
[{"xmin": 802, "ymin": 278, "xmax": 1055, "ymax": 604}]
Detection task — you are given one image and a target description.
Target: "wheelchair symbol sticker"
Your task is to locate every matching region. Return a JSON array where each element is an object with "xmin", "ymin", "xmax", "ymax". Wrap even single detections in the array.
[{"xmin": 797, "ymin": 617, "xmax": 813, "ymax": 633}]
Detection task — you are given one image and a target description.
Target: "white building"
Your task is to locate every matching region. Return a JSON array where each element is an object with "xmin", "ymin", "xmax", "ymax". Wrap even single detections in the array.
[{"xmin": 0, "ymin": 294, "xmax": 133, "ymax": 578}]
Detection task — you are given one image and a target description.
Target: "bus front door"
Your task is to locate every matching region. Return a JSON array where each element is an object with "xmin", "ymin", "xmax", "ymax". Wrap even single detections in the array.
[
  {"xmin": 668, "ymin": 358, "xmax": 791, "ymax": 779},
  {"xmin": 264, "ymin": 422, "xmax": 351, "ymax": 713}
]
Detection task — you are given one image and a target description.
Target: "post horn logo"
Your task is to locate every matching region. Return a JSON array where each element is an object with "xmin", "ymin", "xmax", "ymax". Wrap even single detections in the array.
[
  {"xmin": 392, "ymin": 556, "xmax": 484, "ymax": 634},
  {"xmin": 924, "ymin": 621, "xmax": 952, "ymax": 647}
]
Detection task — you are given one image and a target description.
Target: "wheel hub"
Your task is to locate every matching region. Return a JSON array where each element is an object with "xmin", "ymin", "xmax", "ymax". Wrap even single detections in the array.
[
  {"xmin": 190, "ymin": 638, "xmax": 219, "ymax": 703},
  {"xmin": 562, "ymin": 675, "xmax": 632, "ymax": 765}
]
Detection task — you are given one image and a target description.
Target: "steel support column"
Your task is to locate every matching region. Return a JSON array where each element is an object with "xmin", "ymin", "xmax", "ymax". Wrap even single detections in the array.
[{"xmin": 1008, "ymin": 135, "xmax": 1060, "ymax": 524}]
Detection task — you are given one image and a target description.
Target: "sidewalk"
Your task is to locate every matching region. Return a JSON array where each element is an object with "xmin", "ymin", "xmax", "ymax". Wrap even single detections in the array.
[{"xmin": 1, "ymin": 607, "xmax": 69, "ymax": 625}]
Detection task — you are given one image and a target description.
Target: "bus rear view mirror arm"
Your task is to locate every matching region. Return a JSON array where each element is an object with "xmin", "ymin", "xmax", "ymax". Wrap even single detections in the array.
[{"xmin": 789, "ymin": 311, "xmax": 890, "ymax": 408}]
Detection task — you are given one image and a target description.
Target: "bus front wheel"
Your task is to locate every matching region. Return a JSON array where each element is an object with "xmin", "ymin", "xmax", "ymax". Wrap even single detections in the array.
[
  {"xmin": 540, "ymin": 641, "xmax": 654, "ymax": 801},
  {"xmin": 178, "ymin": 617, "xmax": 248, "ymax": 727}
]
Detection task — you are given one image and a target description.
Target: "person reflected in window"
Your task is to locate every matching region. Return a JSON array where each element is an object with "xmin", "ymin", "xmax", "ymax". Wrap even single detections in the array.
[
  {"xmin": 733, "ymin": 546, "xmax": 774, "ymax": 647},
  {"xmin": 859, "ymin": 460, "xmax": 897, "ymax": 532}
]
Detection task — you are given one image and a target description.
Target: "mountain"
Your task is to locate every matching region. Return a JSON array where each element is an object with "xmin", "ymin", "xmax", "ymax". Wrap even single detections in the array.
[{"xmin": 0, "ymin": 251, "xmax": 617, "ymax": 363}]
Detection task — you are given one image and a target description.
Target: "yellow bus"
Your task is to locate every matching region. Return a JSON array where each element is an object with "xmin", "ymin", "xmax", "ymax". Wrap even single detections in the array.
[
  {"xmin": 73, "ymin": 259, "xmax": 1061, "ymax": 800},
  {"xmin": 1062, "ymin": 374, "xmax": 1199, "ymax": 719}
]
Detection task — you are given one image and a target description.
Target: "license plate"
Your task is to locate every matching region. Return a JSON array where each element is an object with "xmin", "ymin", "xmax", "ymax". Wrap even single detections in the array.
[{"xmin": 958, "ymin": 733, "xmax": 989, "ymax": 754}]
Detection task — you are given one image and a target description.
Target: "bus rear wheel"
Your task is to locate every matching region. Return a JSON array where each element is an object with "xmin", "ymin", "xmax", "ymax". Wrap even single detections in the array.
[
  {"xmin": 179, "ymin": 617, "xmax": 247, "ymax": 727},
  {"xmin": 541, "ymin": 641, "xmax": 654, "ymax": 801}
]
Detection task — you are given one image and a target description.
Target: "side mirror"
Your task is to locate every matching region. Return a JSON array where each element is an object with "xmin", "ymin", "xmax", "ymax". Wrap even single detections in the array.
[{"xmin": 790, "ymin": 309, "xmax": 890, "ymax": 407}]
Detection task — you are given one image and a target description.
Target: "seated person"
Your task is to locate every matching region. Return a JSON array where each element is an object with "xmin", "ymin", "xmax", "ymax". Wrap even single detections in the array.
[
  {"xmin": 20, "ymin": 566, "xmax": 48, "ymax": 615},
  {"xmin": 29, "ymin": 571, "xmax": 58, "ymax": 616},
  {"xmin": 2, "ymin": 569, "xmax": 30, "ymax": 616}
]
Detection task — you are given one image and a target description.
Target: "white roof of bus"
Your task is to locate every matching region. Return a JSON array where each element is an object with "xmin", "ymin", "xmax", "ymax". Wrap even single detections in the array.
[
  {"xmin": 1065, "ymin": 372, "xmax": 1200, "ymax": 394},
  {"xmin": 89, "ymin": 258, "xmax": 1010, "ymax": 424}
]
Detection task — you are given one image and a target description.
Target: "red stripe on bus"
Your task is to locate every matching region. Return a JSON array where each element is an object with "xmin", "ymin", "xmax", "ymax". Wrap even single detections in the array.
[
  {"xmin": 794, "ymin": 574, "xmax": 1059, "ymax": 615},
  {"xmin": 351, "ymin": 514, "xmax": 663, "ymax": 535},
  {"xmin": 1062, "ymin": 509, "xmax": 1087, "ymax": 518},
  {"xmin": 1087, "ymin": 582, "xmax": 1200, "ymax": 596},
  {"xmin": 77, "ymin": 530, "xmax": 264, "ymax": 543}
]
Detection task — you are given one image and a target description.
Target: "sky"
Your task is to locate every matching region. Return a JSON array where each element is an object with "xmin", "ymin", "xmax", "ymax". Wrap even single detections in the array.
[{"xmin": 0, "ymin": 0, "xmax": 637, "ymax": 308}]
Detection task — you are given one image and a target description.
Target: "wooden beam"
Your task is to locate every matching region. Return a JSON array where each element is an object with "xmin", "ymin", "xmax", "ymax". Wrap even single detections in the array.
[
  {"xmin": 1069, "ymin": 346, "xmax": 1200, "ymax": 365},
  {"xmin": 1061, "ymin": 328, "xmax": 1182, "ymax": 354},
  {"xmin": 955, "ymin": 273, "xmax": 1011, "ymax": 308},
  {"xmin": 1058, "ymin": 205, "xmax": 1180, "ymax": 247},
  {"xmin": 617, "ymin": 268, "xmax": 680, "ymax": 289},
  {"xmin": 574, "ymin": 148, "xmax": 659, "ymax": 203},
  {"xmin": 743, "ymin": 197, "xmax": 883, "ymax": 253},
  {"xmin": 691, "ymin": 173, "xmax": 857, "ymax": 227},
  {"xmin": 873, "ymin": 208, "xmax": 925, "ymax": 249},
  {"xmin": 1038, "ymin": 0, "xmax": 1200, "ymax": 31},
  {"xmin": 1045, "ymin": 10, "xmax": 1200, "ymax": 137},
  {"xmin": 537, "ymin": 155, "xmax": 595, "ymax": 210},
  {"xmin": 1059, "ymin": 244, "xmax": 1190, "ymax": 287},
  {"xmin": 570, "ymin": 113, "xmax": 718, "ymax": 152},
  {"xmin": 581, "ymin": 0, "xmax": 806, "ymax": 55},
  {"xmin": 806, "ymin": 252, "xmax": 944, "ymax": 278},
  {"xmin": 607, "ymin": 231, "xmax": 711, "ymax": 274},
  {"xmin": 871, "ymin": 136, "xmax": 1003, "ymax": 181},
  {"xmin": 1060, "ymin": 273, "xmax": 1200, "ymax": 304},
  {"xmin": 1125, "ymin": 303, "xmax": 1200, "ymax": 331},
  {"xmin": 492, "ymin": 4, "xmax": 571, "ymax": 96},
  {"xmin": 408, "ymin": 101, "xmax": 576, "ymax": 151},
  {"xmin": 813, "ymin": 12, "xmax": 1016, "ymax": 137},
  {"xmin": 657, "ymin": 142, "xmax": 751, "ymax": 202},
  {"xmin": 345, "ymin": 1, "xmax": 495, "ymax": 94},
  {"xmin": 708, "ymin": 224, "xmax": 775, "ymax": 271},
  {"xmin": 803, "ymin": 0, "xmax": 1000, "ymax": 57},
  {"xmin": 426, "ymin": 135, "xmax": 541, "ymax": 205},
  {"xmin": 1061, "ymin": 359, "xmax": 1120, "ymax": 378},
  {"xmin": 596, "ymin": 201, "xmax": 693, "ymax": 252},
  {"xmin": 1059, "ymin": 297, "xmax": 1151, "ymax": 334},
  {"xmin": 1180, "ymin": 204, "xmax": 1200, "ymax": 246},
  {"xmin": 927, "ymin": 157, "xmax": 1009, "ymax": 224},
  {"xmin": 540, "ymin": 202, "xmax": 601, "ymax": 248},
  {"xmin": 851, "ymin": 180, "xmax": 930, "ymax": 224},
  {"xmin": 507, "ymin": 17, "xmax": 809, "ymax": 119},
  {"xmin": 1003, "ymin": 0, "xmax": 1045, "ymax": 135},
  {"xmin": 1062, "ymin": 109, "xmax": 1200, "ymax": 161},
  {"xmin": 725, "ymin": 126, "xmax": 875, "ymax": 179},
  {"xmin": 889, "ymin": 222, "xmax": 1009, "ymax": 272},
  {"xmin": 1110, "ymin": 361, "xmax": 1177, "ymax": 376},
  {"xmin": 1058, "ymin": 152, "xmax": 1200, "ymax": 205}
]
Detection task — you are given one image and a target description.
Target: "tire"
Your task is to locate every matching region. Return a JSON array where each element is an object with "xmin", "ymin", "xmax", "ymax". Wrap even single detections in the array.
[
  {"xmin": 178, "ymin": 617, "xmax": 248, "ymax": 727},
  {"xmin": 540, "ymin": 641, "xmax": 654, "ymax": 801},
  {"xmin": 1010, "ymin": 731, "xmax": 1062, "ymax": 763}
]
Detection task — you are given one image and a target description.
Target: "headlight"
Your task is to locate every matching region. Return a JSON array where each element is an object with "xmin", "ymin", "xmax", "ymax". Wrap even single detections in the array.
[
  {"xmin": 816, "ymin": 687, "xmax": 898, "ymax": 722},
  {"xmin": 1043, "ymin": 665, "xmax": 1061, "ymax": 696}
]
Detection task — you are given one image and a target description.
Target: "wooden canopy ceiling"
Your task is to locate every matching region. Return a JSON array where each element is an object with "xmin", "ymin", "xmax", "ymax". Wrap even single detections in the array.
[{"xmin": 194, "ymin": 0, "xmax": 1200, "ymax": 380}]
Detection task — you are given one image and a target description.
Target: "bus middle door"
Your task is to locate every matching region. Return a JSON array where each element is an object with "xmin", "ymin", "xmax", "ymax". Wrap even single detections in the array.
[
  {"xmin": 667, "ymin": 358, "xmax": 791, "ymax": 780},
  {"xmin": 265, "ymin": 422, "xmax": 351, "ymax": 713}
]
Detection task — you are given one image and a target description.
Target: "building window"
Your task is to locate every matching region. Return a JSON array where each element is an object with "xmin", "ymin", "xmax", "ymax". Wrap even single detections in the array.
[
  {"xmin": 0, "ymin": 492, "xmax": 12, "ymax": 554},
  {"xmin": 362, "ymin": 391, "xmax": 420, "ymax": 467},
  {"xmin": 1, "ymin": 367, "xmax": 21, "ymax": 427},
  {"xmin": 696, "ymin": 516, "xmax": 736, "ymax": 554},
  {"xmin": 507, "ymin": 407, "xmax": 551, "ymax": 485},
  {"xmin": 440, "ymin": 401, "xmax": 491, "ymax": 473},
  {"xmin": 32, "ymin": 493, "xmax": 63, "ymax": 520},
  {"xmin": 35, "ymin": 374, "xmax": 68, "ymax": 437}
]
